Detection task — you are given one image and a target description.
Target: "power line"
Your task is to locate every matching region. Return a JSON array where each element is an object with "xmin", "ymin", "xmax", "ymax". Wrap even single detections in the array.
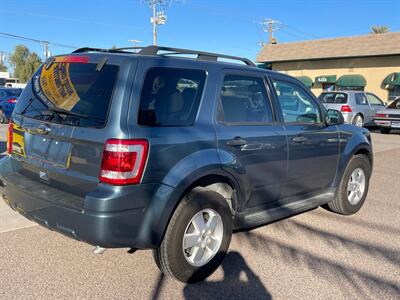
[{"xmin": 0, "ymin": 31, "xmax": 77, "ymax": 59}]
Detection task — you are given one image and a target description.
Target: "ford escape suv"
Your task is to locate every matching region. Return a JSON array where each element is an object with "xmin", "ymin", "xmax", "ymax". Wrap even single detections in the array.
[{"xmin": 0, "ymin": 46, "xmax": 373, "ymax": 283}]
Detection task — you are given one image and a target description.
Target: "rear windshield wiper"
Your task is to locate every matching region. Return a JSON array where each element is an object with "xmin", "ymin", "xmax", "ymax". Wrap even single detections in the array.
[{"xmin": 46, "ymin": 106, "xmax": 88, "ymax": 119}]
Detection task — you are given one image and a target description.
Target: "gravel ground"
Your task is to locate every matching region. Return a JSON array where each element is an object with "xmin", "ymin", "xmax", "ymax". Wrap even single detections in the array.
[{"xmin": 0, "ymin": 127, "xmax": 399, "ymax": 299}]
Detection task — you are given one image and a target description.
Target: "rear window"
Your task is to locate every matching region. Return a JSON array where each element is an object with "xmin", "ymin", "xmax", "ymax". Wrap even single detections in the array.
[
  {"xmin": 138, "ymin": 67, "xmax": 206, "ymax": 126},
  {"xmin": 14, "ymin": 56, "xmax": 119, "ymax": 128},
  {"xmin": 319, "ymin": 93, "xmax": 348, "ymax": 104},
  {"xmin": 8, "ymin": 89, "xmax": 22, "ymax": 97}
]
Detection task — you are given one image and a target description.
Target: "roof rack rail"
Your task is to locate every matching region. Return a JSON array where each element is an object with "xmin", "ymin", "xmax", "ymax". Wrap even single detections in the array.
[
  {"xmin": 72, "ymin": 47, "xmax": 127, "ymax": 54},
  {"xmin": 72, "ymin": 45, "xmax": 256, "ymax": 67}
]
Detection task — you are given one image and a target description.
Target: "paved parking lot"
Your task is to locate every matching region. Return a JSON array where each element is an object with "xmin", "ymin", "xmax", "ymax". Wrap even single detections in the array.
[{"xmin": 0, "ymin": 125, "xmax": 399, "ymax": 299}]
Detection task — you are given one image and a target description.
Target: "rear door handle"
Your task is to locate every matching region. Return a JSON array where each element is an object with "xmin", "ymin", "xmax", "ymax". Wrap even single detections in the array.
[
  {"xmin": 36, "ymin": 123, "xmax": 52, "ymax": 135},
  {"xmin": 292, "ymin": 136, "xmax": 307, "ymax": 143},
  {"xmin": 227, "ymin": 137, "xmax": 247, "ymax": 147}
]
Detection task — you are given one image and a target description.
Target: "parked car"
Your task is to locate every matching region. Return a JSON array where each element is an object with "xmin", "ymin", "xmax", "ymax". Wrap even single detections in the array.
[
  {"xmin": 374, "ymin": 97, "xmax": 400, "ymax": 134},
  {"xmin": 0, "ymin": 88, "xmax": 23, "ymax": 123},
  {"xmin": 0, "ymin": 46, "xmax": 373, "ymax": 283},
  {"xmin": 318, "ymin": 91, "xmax": 385, "ymax": 127}
]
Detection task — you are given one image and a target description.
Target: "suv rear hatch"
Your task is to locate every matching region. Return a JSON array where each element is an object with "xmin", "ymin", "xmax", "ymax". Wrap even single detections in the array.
[
  {"xmin": 318, "ymin": 92, "xmax": 349, "ymax": 111},
  {"xmin": 5, "ymin": 54, "xmax": 134, "ymax": 211}
]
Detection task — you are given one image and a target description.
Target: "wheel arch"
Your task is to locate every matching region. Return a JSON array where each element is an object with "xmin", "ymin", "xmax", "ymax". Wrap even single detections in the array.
[{"xmin": 137, "ymin": 169, "xmax": 241, "ymax": 248}]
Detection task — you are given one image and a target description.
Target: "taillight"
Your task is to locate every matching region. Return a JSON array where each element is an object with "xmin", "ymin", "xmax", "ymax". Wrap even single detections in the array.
[
  {"xmin": 340, "ymin": 105, "xmax": 352, "ymax": 112},
  {"xmin": 7, "ymin": 97, "xmax": 17, "ymax": 104},
  {"xmin": 375, "ymin": 113, "xmax": 386, "ymax": 118},
  {"xmin": 99, "ymin": 139, "xmax": 149, "ymax": 185},
  {"xmin": 7, "ymin": 123, "xmax": 13, "ymax": 154}
]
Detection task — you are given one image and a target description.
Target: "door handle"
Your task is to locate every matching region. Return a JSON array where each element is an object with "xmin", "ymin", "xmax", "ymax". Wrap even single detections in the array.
[
  {"xmin": 227, "ymin": 137, "xmax": 247, "ymax": 147},
  {"xmin": 36, "ymin": 123, "xmax": 52, "ymax": 135},
  {"xmin": 292, "ymin": 136, "xmax": 307, "ymax": 143}
]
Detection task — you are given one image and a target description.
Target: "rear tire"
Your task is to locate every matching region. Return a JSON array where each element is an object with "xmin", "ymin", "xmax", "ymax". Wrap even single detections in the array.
[
  {"xmin": 153, "ymin": 188, "xmax": 233, "ymax": 283},
  {"xmin": 352, "ymin": 114, "xmax": 364, "ymax": 127},
  {"xmin": 328, "ymin": 155, "xmax": 371, "ymax": 215},
  {"xmin": 0, "ymin": 109, "xmax": 6, "ymax": 124},
  {"xmin": 380, "ymin": 127, "xmax": 391, "ymax": 134}
]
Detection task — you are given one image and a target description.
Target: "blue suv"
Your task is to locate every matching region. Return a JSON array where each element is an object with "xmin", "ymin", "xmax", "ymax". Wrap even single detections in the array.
[{"xmin": 0, "ymin": 46, "xmax": 373, "ymax": 283}]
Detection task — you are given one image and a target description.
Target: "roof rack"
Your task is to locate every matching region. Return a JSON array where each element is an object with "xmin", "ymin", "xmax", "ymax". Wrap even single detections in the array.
[{"xmin": 72, "ymin": 45, "xmax": 256, "ymax": 67}]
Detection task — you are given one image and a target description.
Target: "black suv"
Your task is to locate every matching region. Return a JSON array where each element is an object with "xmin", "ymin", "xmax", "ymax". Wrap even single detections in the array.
[{"xmin": 0, "ymin": 46, "xmax": 373, "ymax": 283}]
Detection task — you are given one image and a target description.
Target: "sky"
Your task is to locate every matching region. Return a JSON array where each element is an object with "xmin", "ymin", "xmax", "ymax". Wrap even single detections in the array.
[{"xmin": 0, "ymin": 0, "xmax": 399, "ymax": 68}]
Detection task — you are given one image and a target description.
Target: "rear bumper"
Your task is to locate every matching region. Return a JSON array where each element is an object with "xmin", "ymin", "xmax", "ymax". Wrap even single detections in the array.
[
  {"xmin": 341, "ymin": 112, "xmax": 355, "ymax": 124},
  {"xmin": 374, "ymin": 119, "xmax": 400, "ymax": 128},
  {"xmin": 0, "ymin": 158, "xmax": 175, "ymax": 249}
]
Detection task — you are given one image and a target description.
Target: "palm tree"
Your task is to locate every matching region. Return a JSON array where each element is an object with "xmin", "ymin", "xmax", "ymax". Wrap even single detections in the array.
[{"xmin": 371, "ymin": 25, "xmax": 389, "ymax": 34}]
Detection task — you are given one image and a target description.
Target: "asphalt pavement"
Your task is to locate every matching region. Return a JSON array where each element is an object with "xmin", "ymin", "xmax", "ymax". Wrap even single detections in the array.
[{"xmin": 0, "ymin": 125, "xmax": 399, "ymax": 299}]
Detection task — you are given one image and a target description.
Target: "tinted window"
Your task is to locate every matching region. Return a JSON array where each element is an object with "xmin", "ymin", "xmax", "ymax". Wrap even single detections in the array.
[
  {"xmin": 366, "ymin": 94, "xmax": 383, "ymax": 106},
  {"xmin": 219, "ymin": 75, "xmax": 273, "ymax": 123},
  {"xmin": 14, "ymin": 58, "xmax": 119, "ymax": 128},
  {"xmin": 8, "ymin": 89, "xmax": 22, "ymax": 97},
  {"xmin": 273, "ymin": 79, "xmax": 321, "ymax": 123},
  {"xmin": 355, "ymin": 93, "xmax": 368, "ymax": 105},
  {"xmin": 319, "ymin": 92, "xmax": 348, "ymax": 104},
  {"xmin": 138, "ymin": 68, "xmax": 206, "ymax": 126}
]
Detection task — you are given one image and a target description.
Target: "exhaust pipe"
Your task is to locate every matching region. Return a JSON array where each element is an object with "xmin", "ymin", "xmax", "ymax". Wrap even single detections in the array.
[{"xmin": 93, "ymin": 246, "xmax": 107, "ymax": 255}]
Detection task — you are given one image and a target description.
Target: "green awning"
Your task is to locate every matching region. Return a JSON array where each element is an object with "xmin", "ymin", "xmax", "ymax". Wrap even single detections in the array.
[
  {"xmin": 382, "ymin": 72, "xmax": 400, "ymax": 88},
  {"xmin": 257, "ymin": 62, "xmax": 272, "ymax": 70},
  {"xmin": 315, "ymin": 75, "xmax": 337, "ymax": 83},
  {"xmin": 336, "ymin": 74, "xmax": 366, "ymax": 87},
  {"xmin": 295, "ymin": 76, "xmax": 313, "ymax": 88}
]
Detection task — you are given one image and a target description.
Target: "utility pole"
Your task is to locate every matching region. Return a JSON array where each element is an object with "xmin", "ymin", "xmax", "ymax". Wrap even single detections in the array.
[
  {"xmin": 128, "ymin": 39, "xmax": 143, "ymax": 52},
  {"xmin": 42, "ymin": 41, "xmax": 50, "ymax": 59},
  {"xmin": 143, "ymin": 0, "xmax": 169, "ymax": 45},
  {"xmin": 0, "ymin": 51, "xmax": 5, "ymax": 65},
  {"xmin": 261, "ymin": 18, "xmax": 281, "ymax": 44}
]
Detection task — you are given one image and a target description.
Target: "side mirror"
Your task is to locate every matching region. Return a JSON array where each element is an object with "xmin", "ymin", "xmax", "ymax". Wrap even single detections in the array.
[{"xmin": 326, "ymin": 109, "xmax": 344, "ymax": 126}]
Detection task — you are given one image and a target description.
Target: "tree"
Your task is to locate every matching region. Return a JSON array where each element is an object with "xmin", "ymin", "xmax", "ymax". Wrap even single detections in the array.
[
  {"xmin": 9, "ymin": 45, "xmax": 42, "ymax": 83},
  {"xmin": 0, "ymin": 63, "xmax": 6, "ymax": 72},
  {"xmin": 371, "ymin": 25, "xmax": 389, "ymax": 34}
]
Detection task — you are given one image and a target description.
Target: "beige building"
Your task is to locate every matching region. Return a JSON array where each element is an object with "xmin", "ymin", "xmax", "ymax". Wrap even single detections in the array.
[{"xmin": 256, "ymin": 32, "xmax": 400, "ymax": 102}]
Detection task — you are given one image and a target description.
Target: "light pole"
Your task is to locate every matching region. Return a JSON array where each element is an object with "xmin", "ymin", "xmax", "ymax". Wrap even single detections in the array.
[{"xmin": 128, "ymin": 39, "xmax": 142, "ymax": 51}]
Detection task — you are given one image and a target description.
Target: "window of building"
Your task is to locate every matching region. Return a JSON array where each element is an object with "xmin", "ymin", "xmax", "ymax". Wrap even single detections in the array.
[
  {"xmin": 388, "ymin": 86, "xmax": 400, "ymax": 101},
  {"xmin": 273, "ymin": 79, "xmax": 321, "ymax": 124},
  {"xmin": 138, "ymin": 68, "xmax": 206, "ymax": 126},
  {"xmin": 218, "ymin": 75, "xmax": 273, "ymax": 124}
]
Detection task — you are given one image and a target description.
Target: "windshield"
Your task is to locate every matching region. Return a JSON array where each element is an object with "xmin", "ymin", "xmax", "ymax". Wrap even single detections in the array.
[
  {"xmin": 14, "ymin": 56, "xmax": 119, "ymax": 128},
  {"xmin": 319, "ymin": 93, "xmax": 348, "ymax": 104}
]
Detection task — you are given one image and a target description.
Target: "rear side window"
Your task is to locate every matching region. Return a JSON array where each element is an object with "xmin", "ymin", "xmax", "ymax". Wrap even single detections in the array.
[
  {"xmin": 14, "ymin": 56, "xmax": 119, "ymax": 128},
  {"xmin": 138, "ymin": 67, "xmax": 206, "ymax": 126},
  {"xmin": 219, "ymin": 75, "xmax": 273, "ymax": 123},
  {"xmin": 319, "ymin": 93, "xmax": 348, "ymax": 104},
  {"xmin": 355, "ymin": 93, "xmax": 368, "ymax": 105}
]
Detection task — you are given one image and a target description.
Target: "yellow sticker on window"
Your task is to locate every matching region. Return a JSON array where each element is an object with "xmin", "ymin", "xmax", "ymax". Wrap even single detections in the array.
[{"xmin": 39, "ymin": 59, "xmax": 79, "ymax": 111}]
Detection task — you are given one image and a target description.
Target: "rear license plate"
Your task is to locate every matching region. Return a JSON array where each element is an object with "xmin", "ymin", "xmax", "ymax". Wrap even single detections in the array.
[{"xmin": 391, "ymin": 121, "xmax": 400, "ymax": 128}]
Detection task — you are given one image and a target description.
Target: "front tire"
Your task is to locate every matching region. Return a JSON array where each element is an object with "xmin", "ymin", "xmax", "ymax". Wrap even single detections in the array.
[
  {"xmin": 153, "ymin": 188, "xmax": 233, "ymax": 283},
  {"xmin": 352, "ymin": 114, "xmax": 364, "ymax": 127},
  {"xmin": 380, "ymin": 127, "xmax": 391, "ymax": 134},
  {"xmin": 0, "ymin": 109, "xmax": 6, "ymax": 124},
  {"xmin": 328, "ymin": 155, "xmax": 371, "ymax": 215}
]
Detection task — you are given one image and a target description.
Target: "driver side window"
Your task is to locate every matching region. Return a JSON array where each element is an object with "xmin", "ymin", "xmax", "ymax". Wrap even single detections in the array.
[{"xmin": 272, "ymin": 79, "xmax": 322, "ymax": 124}]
